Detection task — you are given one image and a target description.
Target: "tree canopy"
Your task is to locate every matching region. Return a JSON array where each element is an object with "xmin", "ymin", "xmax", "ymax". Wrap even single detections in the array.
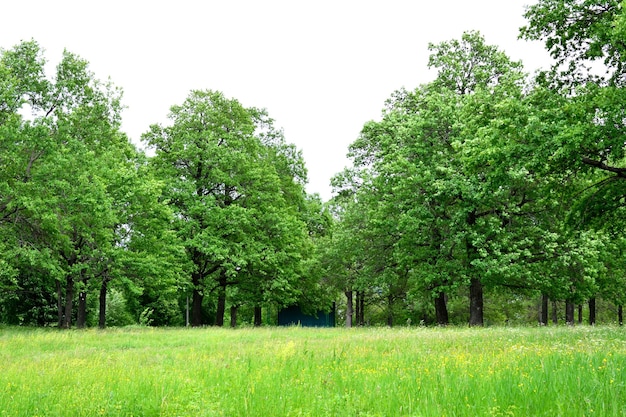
[{"xmin": 3, "ymin": 0, "xmax": 626, "ymax": 327}]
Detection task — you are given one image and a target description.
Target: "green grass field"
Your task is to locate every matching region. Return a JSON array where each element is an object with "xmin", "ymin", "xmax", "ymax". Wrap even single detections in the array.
[{"xmin": 1, "ymin": 325, "xmax": 625, "ymax": 416}]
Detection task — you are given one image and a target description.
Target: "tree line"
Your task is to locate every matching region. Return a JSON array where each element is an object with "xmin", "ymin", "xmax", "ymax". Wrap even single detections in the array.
[
  {"xmin": 2, "ymin": 0, "xmax": 626, "ymax": 328},
  {"xmin": 326, "ymin": 0, "xmax": 626, "ymax": 326},
  {"xmin": 0, "ymin": 41, "xmax": 333, "ymax": 327}
]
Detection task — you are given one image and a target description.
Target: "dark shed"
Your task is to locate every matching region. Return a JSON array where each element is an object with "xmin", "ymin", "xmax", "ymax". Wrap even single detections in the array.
[{"xmin": 278, "ymin": 304, "xmax": 335, "ymax": 327}]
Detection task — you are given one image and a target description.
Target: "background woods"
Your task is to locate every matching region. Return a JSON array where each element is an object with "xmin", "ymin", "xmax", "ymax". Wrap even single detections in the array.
[{"xmin": 2, "ymin": 0, "xmax": 626, "ymax": 327}]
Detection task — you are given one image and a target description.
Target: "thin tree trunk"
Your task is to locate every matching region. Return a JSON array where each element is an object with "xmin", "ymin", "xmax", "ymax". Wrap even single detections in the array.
[
  {"xmin": 551, "ymin": 300, "xmax": 558, "ymax": 324},
  {"xmin": 345, "ymin": 290, "xmax": 353, "ymax": 328},
  {"xmin": 57, "ymin": 279, "xmax": 64, "ymax": 328},
  {"xmin": 434, "ymin": 291, "xmax": 449, "ymax": 326},
  {"xmin": 619, "ymin": 305, "xmax": 623, "ymax": 326},
  {"xmin": 230, "ymin": 305, "xmax": 238, "ymax": 328},
  {"xmin": 589, "ymin": 298, "xmax": 596, "ymax": 326},
  {"xmin": 469, "ymin": 278, "xmax": 484, "ymax": 327},
  {"xmin": 76, "ymin": 290, "xmax": 87, "ymax": 329},
  {"xmin": 62, "ymin": 276, "xmax": 74, "ymax": 329},
  {"xmin": 467, "ymin": 210, "xmax": 483, "ymax": 327},
  {"xmin": 430, "ymin": 227, "xmax": 446, "ymax": 327},
  {"xmin": 76, "ymin": 274, "xmax": 88, "ymax": 329},
  {"xmin": 539, "ymin": 294, "xmax": 548, "ymax": 325},
  {"xmin": 215, "ymin": 281, "xmax": 226, "ymax": 327},
  {"xmin": 191, "ymin": 272, "xmax": 203, "ymax": 327},
  {"xmin": 565, "ymin": 301, "xmax": 575, "ymax": 325},
  {"xmin": 98, "ymin": 277, "xmax": 108, "ymax": 329},
  {"xmin": 254, "ymin": 306, "xmax": 262, "ymax": 327},
  {"xmin": 577, "ymin": 304, "xmax": 583, "ymax": 325},
  {"xmin": 358, "ymin": 291, "xmax": 365, "ymax": 325},
  {"xmin": 355, "ymin": 291, "xmax": 360, "ymax": 326}
]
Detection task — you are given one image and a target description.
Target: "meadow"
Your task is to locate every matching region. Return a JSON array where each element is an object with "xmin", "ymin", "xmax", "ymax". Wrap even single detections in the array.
[{"xmin": 0, "ymin": 325, "xmax": 625, "ymax": 417}]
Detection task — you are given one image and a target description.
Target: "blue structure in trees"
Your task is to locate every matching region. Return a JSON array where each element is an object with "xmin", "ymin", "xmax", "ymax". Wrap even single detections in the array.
[{"xmin": 278, "ymin": 305, "xmax": 335, "ymax": 327}]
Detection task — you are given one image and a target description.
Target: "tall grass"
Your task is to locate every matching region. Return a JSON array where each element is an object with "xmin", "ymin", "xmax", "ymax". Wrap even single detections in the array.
[{"xmin": 1, "ymin": 325, "xmax": 624, "ymax": 416}]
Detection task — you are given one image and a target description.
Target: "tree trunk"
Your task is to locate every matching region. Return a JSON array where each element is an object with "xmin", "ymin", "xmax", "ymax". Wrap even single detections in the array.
[
  {"xmin": 434, "ymin": 291, "xmax": 449, "ymax": 326},
  {"xmin": 469, "ymin": 278, "xmax": 484, "ymax": 326},
  {"xmin": 588, "ymin": 298, "xmax": 596, "ymax": 326},
  {"xmin": 186, "ymin": 296, "xmax": 189, "ymax": 327},
  {"xmin": 619, "ymin": 305, "xmax": 623, "ymax": 326},
  {"xmin": 577, "ymin": 304, "xmax": 583, "ymax": 325},
  {"xmin": 466, "ymin": 210, "xmax": 483, "ymax": 327},
  {"xmin": 539, "ymin": 294, "xmax": 548, "ymax": 325},
  {"xmin": 62, "ymin": 276, "xmax": 74, "ymax": 329},
  {"xmin": 345, "ymin": 290, "xmax": 353, "ymax": 328},
  {"xmin": 551, "ymin": 300, "xmax": 558, "ymax": 324},
  {"xmin": 215, "ymin": 281, "xmax": 227, "ymax": 327},
  {"xmin": 191, "ymin": 272, "xmax": 203, "ymax": 327},
  {"xmin": 254, "ymin": 306, "xmax": 262, "ymax": 327},
  {"xmin": 565, "ymin": 301, "xmax": 575, "ymax": 325},
  {"xmin": 98, "ymin": 277, "xmax": 109, "ymax": 329},
  {"xmin": 355, "ymin": 291, "xmax": 360, "ymax": 326},
  {"xmin": 355, "ymin": 291, "xmax": 365, "ymax": 326},
  {"xmin": 76, "ymin": 289, "xmax": 87, "ymax": 329},
  {"xmin": 358, "ymin": 291, "xmax": 365, "ymax": 325},
  {"xmin": 99, "ymin": 286, "xmax": 107, "ymax": 330},
  {"xmin": 230, "ymin": 305, "xmax": 238, "ymax": 328},
  {"xmin": 76, "ymin": 275, "xmax": 88, "ymax": 329},
  {"xmin": 57, "ymin": 279, "xmax": 64, "ymax": 328}
]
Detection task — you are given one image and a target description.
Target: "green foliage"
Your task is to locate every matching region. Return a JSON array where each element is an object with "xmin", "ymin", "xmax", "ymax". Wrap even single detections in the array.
[
  {"xmin": 325, "ymin": 2, "xmax": 626, "ymax": 325},
  {"xmin": 138, "ymin": 307, "xmax": 154, "ymax": 326},
  {"xmin": 428, "ymin": 30, "xmax": 524, "ymax": 94},
  {"xmin": 329, "ymin": 31, "xmax": 555, "ymax": 326},
  {"xmin": 143, "ymin": 90, "xmax": 318, "ymax": 326},
  {"xmin": 0, "ymin": 40, "xmax": 185, "ymax": 328},
  {"xmin": 103, "ymin": 289, "xmax": 135, "ymax": 327},
  {"xmin": 519, "ymin": 0, "xmax": 626, "ymax": 310},
  {"xmin": 5, "ymin": 0, "xmax": 626, "ymax": 328},
  {"xmin": 520, "ymin": 0, "xmax": 625, "ymax": 86}
]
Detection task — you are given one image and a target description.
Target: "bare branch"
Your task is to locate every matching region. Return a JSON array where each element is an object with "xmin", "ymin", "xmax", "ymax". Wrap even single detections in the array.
[{"xmin": 581, "ymin": 157, "xmax": 626, "ymax": 177}]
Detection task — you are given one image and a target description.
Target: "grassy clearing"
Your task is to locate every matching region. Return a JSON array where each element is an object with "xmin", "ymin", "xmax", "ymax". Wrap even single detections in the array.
[{"xmin": 1, "ymin": 325, "xmax": 625, "ymax": 416}]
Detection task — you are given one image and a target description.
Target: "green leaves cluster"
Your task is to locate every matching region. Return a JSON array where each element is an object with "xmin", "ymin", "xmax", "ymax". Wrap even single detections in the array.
[
  {"xmin": 0, "ymin": 40, "xmax": 189, "ymax": 328},
  {"xmin": 143, "ymin": 90, "xmax": 329, "ymax": 326},
  {"xmin": 0, "ymin": 41, "xmax": 328, "ymax": 328},
  {"xmin": 328, "ymin": 6, "xmax": 626, "ymax": 326},
  {"xmin": 5, "ymin": 0, "xmax": 626, "ymax": 328}
]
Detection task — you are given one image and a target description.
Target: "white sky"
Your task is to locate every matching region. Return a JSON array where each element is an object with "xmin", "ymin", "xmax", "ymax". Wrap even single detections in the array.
[{"xmin": 2, "ymin": 0, "xmax": 550, "ymax": 201}]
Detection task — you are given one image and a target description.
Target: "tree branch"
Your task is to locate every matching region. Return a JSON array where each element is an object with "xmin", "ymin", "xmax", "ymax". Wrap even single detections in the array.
[{"xmin": 581, "ymin": 157, "xmax": 626, "ymax": 177}]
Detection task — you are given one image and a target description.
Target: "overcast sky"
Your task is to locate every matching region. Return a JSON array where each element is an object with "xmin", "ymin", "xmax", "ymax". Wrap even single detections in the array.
[{"xmin": 2, "ymin": 1, "xmax": 551, "ymax": 200}]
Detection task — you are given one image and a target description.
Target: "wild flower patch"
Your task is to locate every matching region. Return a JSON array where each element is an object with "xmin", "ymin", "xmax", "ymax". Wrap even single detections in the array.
[{"xmin": 0, "ymin": 326, "xmax": 624, "ymax": 416}]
